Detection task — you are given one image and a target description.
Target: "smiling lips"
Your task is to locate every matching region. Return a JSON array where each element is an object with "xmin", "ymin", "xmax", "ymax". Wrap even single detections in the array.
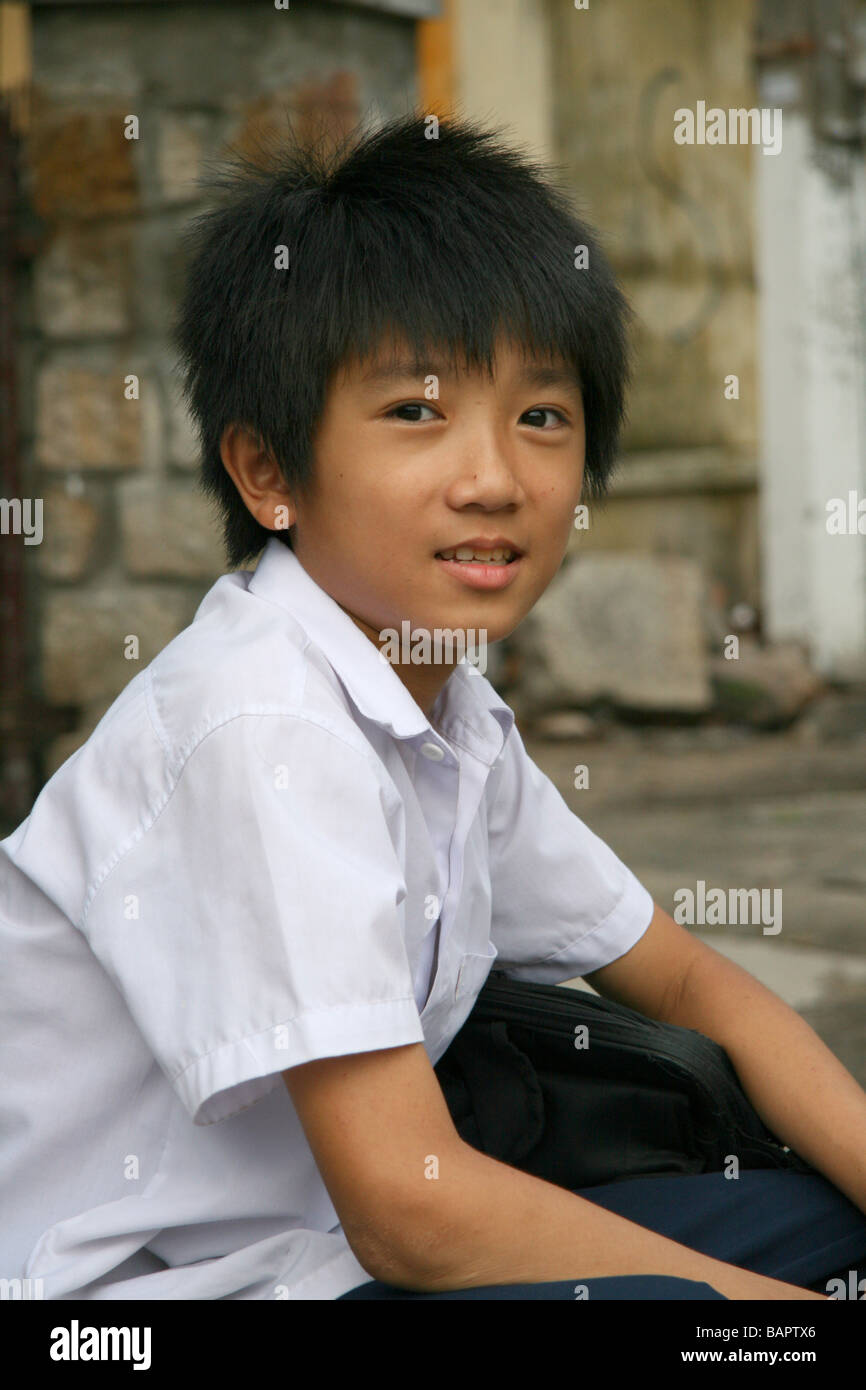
[
  {"xmin": 437, "ymin": 547, "xmax": 516, "ymax": 565},
  {"xmin": 435, "ymin": 536, "xmax": 523, "ymax": 565},
  {"xmin": 436, "ymin": 544, "xmax": 525, "ymax": 589}
]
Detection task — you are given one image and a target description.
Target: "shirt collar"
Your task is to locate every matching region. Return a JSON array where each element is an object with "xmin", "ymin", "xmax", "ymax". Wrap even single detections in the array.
[{"xmin": 247, "ymin": 537, "xmax": 514, "ymax": 764}]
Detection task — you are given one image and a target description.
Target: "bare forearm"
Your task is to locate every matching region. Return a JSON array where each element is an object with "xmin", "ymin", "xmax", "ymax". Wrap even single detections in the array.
[
  {"xmin": 380, "ymin": 1144, "xmax": 825, "ymax": 1299},
  {"xmin": 667, "ymin": 949, "xmax": 866, "ymax": 1215}
]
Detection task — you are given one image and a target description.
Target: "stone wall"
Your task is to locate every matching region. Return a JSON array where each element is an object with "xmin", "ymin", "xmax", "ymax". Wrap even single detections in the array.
[
  {"xmin": 12, "ymin": 0, "xmax": 826, "ymax": 794},
  {"xmin": 547, "ymin": 0, "xmax": 759, "ymax": 456},
  {"xmin": 18, "ymin": 0, "xmax": 423, "ymax": 777},
  {"xmin": 501, "ymin": 0, "xmax": 775, "ymax": 724}
]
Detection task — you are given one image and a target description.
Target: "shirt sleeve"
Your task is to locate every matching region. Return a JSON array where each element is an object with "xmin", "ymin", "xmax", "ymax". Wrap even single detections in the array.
[
  {"xmin": 486, "ymin": 723, "xmax": 655, "ymax": 982},
  {"xmin": 81, "ymin": 713, "xmax": 425, "ymax": 1125}
]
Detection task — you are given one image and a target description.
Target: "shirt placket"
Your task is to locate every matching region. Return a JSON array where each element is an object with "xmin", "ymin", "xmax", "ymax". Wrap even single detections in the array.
[{"xmin": 414, "ymin": 734, "xmax": 490, "ymax": 1027}]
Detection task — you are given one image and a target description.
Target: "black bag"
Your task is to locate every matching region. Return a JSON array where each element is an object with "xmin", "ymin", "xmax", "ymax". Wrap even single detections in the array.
[{"xmin": 433, "ymin": 970, "xmax": 818, "ymax": 1190}]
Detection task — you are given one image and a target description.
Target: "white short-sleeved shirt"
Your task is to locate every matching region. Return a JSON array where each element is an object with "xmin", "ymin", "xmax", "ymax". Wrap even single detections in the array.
[{"xmin": 0, "ymin": 536, "xmax": 654, "ymax": 1300}]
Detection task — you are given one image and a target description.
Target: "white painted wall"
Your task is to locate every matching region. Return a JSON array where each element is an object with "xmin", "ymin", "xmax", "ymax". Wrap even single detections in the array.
[{"xmin": 756, "ymin": 75, "xmax": 866, "ymax": 679}]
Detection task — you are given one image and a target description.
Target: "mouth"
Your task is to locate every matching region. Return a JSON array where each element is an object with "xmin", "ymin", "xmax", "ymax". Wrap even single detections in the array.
[
  {"xmin": 434, "ymin": 546, "xmax": 522, "ymax": 566},
  {"xmin": 433, "ymin": 547, "xmax": 524, "ymax": 592}
]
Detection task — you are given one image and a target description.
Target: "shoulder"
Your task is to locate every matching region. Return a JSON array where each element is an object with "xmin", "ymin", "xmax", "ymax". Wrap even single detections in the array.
[
  {"xmin": 7, "ymin": 571, "xmax": 383, "ymax": 923},
  {"xmin": 146, "ymin": 570, "xmax": 377, "ymax": 771}
]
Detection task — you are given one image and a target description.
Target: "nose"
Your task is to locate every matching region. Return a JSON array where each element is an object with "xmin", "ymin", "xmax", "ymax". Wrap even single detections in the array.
[{"xmin": 445, "ymin": 424, "xmax": 525, "ymax": 510}]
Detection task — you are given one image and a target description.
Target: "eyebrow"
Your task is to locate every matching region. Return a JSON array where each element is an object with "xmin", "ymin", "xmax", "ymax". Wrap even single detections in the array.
[{"xmin": 359, "ymin": 358, "xmax": 583, "ymax": 402}]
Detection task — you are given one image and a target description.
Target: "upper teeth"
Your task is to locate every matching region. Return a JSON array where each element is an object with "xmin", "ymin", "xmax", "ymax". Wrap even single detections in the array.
[{"xmin": 439, "ymin": 547, "xmax": 516, "ymax": 562}]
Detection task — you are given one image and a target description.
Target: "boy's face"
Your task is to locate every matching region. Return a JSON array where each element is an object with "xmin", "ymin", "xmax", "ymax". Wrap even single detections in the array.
[{"xmin": 222, "ymin": 336, "xmax": 585, "ymax": 720}]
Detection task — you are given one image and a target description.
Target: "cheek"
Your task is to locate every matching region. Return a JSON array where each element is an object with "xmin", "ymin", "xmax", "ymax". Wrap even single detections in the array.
[{"xmin": 534, "ymin": 481, "xmax": 581, "ymax": 518}]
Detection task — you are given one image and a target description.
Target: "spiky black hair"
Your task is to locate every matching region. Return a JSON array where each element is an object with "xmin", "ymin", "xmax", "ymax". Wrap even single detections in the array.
[{"xmin": 172, "ymin": 108, "xmax": 633, "ymax": 569}]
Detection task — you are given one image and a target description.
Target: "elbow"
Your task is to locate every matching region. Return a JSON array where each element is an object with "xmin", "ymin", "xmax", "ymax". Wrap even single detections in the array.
[{"xmin": 345, "ymin": 1196, "xmax": 460, "ymax": 1294}]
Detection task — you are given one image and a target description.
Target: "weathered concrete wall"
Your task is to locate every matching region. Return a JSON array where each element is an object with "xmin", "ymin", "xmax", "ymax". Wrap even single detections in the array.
[
  {"xmin": 572, "ymin": 0, "xmax": 757, "ymax": 536},
  {"xmin": 501, "ymin": 0, "xmax": 769, "ymax": 716},
  {"xmin": 546, "ymin": 0, "xmax": 759, "ymax": 454},
  {"xmin": 20, "ymin": 0, "xmax": 422, "ymax": 774},
  {"xmin": 452, "ymin": 0, "xmax": 555, "ymax": 163}
]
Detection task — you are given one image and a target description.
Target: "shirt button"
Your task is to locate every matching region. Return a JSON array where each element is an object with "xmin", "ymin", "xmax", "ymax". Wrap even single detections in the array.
[{"xmin": 420, "ymin": 741, "xmax": 445, "ymax": 762}]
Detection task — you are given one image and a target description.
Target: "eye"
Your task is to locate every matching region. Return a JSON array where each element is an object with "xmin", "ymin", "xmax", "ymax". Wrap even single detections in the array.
[
  {"xmin": 521, "ymin": 407, "xmax": 569, "ymax": 429},
  {"xmin": 386, "ymin": 402, "xmax": 440, "ymax": 422}
]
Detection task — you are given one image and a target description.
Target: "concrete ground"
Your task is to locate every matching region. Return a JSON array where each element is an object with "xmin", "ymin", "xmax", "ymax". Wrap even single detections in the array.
[{"xmin": 522, "ymin": 693, "xmax": 866, "ymax": 1091}]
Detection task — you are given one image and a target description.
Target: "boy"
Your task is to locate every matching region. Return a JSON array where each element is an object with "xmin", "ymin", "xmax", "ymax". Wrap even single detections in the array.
[{"xmin": 1, "ymin": 111, "xmax": 865, "ymax": 1302}]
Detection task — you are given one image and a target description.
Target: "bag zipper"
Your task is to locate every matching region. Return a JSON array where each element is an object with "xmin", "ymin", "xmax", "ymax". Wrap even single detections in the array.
[{"xmin": 471, "ymin": 979, "xmax": 806, "ymax": 1167}]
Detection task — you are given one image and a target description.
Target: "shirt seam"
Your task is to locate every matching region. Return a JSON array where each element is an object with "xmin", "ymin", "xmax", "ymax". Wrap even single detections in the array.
[
  {"xmin": 484, "ymin": 722, "xmax": 518, "ymax": 813},
  {"xmin": 80, "ymin": 709, "xmax": 398, "ymax": 929},
  {"xmin": 143, "ymin": 665, "xmax": 172, "ymax": 762}
]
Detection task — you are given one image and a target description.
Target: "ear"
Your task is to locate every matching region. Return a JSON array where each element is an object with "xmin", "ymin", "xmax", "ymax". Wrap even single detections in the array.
[{"xmin": 220, "ymin": 423, "xmax": 296, "ymax": 533}]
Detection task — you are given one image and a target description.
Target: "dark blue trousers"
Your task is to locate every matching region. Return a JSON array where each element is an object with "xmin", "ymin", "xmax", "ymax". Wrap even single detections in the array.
[{"xmin": 337, "ymin": 1168, "xmax": 866, "ymax": 1299}]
